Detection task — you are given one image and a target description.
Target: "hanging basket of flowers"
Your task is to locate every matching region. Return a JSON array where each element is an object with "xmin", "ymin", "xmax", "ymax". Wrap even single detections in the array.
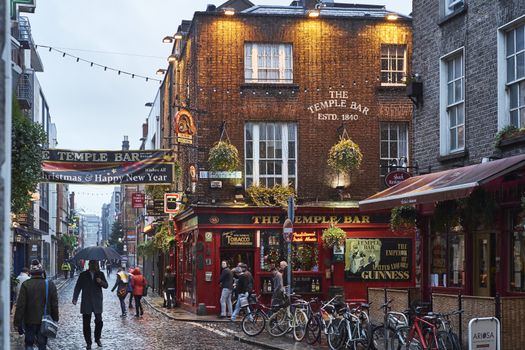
[
  {"xmin": 208, "ymin": 141, "xmax": 240, "ymax": 172},
  {"xmin": 390, "ymin": 205, "xmax": 418, "ymax": 231},
  {"xmin": 321, "ymin": 225, "xmax": 347, "ymax": 249},
  {"xmin": 327, "ymin": 137, "xmax": 363, "ymax": 174}
]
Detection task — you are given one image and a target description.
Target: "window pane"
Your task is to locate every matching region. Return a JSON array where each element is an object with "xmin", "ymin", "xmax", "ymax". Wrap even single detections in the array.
[
  {"xmin": 246, "ymin": 160, "xmax": 253, "ymax": 175},
  {"xmin": 507, "ymin": 30, "xmax": 515, "ymax": 55},
  {"xmin": 267, "ymin": 162, "xmax": 274, "ymax": 175},
  {"xmin": 511, "ymin": 110, "xmax": 519, "ymax": 127},
  {"xmin": 381, "ymin": 141, "xmax": 389, "ymax": 158},
  {"xmin": 259, "ymin": 142, "xmax": 266, "ymax": 158},
  {"xmin": 448, "ymin": 82, "xmax": 454, "ymax": 104},
  {"xmin": 521, "ymin": 108, "xmax": 525, "ymax": 128},
  {"xmin": 390, "ymin": 142, "xmax": 398, "ymax": 158},
  {"xmin": 288, "ymin": 142, "xmax": 295, "ymax": 158},
  {"xmin": 275, "ymin": 124, "xmax": 282, "ymax": 140},
  {"xmin": 389, "ymin": 126, "xmax": 398, "ymax": 140},
  {"xmin": 267, "ymin": 178, "xmax": 275, "ymax": 187},
  {"xmin": 457, "ymin": 105, "xmax": 464, "ymax": 124},
  {"xmin": 267, "ymin": 124, "xmax": 274, "ymax": 140},
  {"xmin": 288, "ymin": 124, "xmax": 296, "ymax": 141},
  {"xmin": 510, "ymin": 83, "xmax": 519, "ymax": 109},
  {"xmin": 246, "ymin": 177, "xmax": 253, "ymax": 188},
  {"xmin": 450, "ymin": 107, "xmax": 457, "ymax": 127},
  {"xmin": 508, "ymin": 56, "xmax": 516, "ymax": 82},
  {"xmin": 275, "ymin": 161, "xmax": 282, "ymax": 175},
  {"xmin": 450, "ymin": 128, "xmax": 457, "ymax": 150},
  {"xmin": 430, "ymin": 233, "xmax": 447, "ymax": 287},
  {"xmin": 288, "ymin": 177, "xmax": 295, "ymax": 188},
  {"xmin": 454, "ymin": 57, "xmax": 462, "ymax": 78},
  {"xmin": 275, "ymin": 141, "xmax": 282, "ymax": 158},
  {"xmin": 288, "ymin": 160, "xmax": 296, "ymax": 176},
  {"xmin": 246, "ymin": 141, "xmax": 253, "ymax": 158},
  {"xmin": 447, "ymin": 61, "xmax": 454, "ymax": 82},
  {"xmin": 267, "ymin": 143, "xmax": 275, "ymax": 158},
  {"xmin": 455, "ymin": 79, "xmax": 463, "ymax": 101},
  {"xmin": 517, "ymin": 26, "xmax": 525, "ymax": 52},
  {"xmin": 517, "ymin": 52, "xmax": 525, "ymax": 80},
  {"xmin": 380, "ymin": 125, "xmax": 389, "ymax": 141},
  {"xmin": 259, "ymin": 161, "xmax": 267, "ymax": 175},
  {"xmin": 448, "ymin": 234, "xmax": 465, "ymax": 288},
  {"xmin": 457, "ymin": 125, "xmax": 465, "ymax": 149},
  {"xmin": 520, "ymin": 81, "xmax": 525, "ymax": 106},
  {"xmin": 245, "ymin": 124, "xmax": 253, "ymax": 140}
]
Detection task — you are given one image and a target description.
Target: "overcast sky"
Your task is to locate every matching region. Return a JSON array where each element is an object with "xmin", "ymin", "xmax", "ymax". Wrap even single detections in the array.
[{"xmin": 28, "ymin": 0, "xmax": 412, "ymax": 215}]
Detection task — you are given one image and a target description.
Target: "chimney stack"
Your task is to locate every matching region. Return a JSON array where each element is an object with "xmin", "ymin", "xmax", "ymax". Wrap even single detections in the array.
[{"xmin": 122, "ymin": 135, "xmax": 130, "ymax": 151}]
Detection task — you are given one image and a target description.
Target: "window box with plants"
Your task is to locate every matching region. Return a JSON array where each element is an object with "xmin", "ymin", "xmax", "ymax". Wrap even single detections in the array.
[
  {"xmin": 494, "ymin": 125, "xmax": 525, "ymax": 149},
  {"xmin": 390, "ymin": 205, "xmax": 418, "ymax": 231}
]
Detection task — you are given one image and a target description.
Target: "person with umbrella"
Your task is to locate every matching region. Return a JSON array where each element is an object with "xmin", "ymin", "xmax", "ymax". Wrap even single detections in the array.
[{"xmin": 72, "ymin": 260, "xmax": 108, "ymax": 349}]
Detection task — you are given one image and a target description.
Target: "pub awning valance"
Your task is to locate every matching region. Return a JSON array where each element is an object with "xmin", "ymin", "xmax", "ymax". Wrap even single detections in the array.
[{"xmin": 359, "ymin": 154, "xmax": 525, "ymax": 211}]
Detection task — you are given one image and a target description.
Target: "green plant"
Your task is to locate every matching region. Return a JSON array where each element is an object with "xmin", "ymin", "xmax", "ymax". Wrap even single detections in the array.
[
  {"xmin": 151, "ymin": 221, "xmax": 175, "ymax": 253},
  {"xmin": 494, "ymin": 125, "xmax": 525, "ymax": 148},
  {"xmin": 145, "ymin": 185, "xmax": 172, "ymax": 200},
  {"xmin": 208, "ymin": 141, "xmax": 240, "ymax": 172},
  {"xmin": 61, "ymin": 233, "xmax": 78, "ymax": 252},
  {"xmin": 321, "ymin": 225, "xmax": 346, "ymax": 249},
  {"xmin": 431, "ymin": 200, "xmax": 460, "ymax": 232},
  {"xmin": 11, "ymin": 99, "xmax": 47, "ymax": 214},
  {"xmin": 390, "ymin": 205, "xmax": 418, "ymax": 231},
  {"xmin": 246, "ymin": 185, "xmax": 295, "ymax": 207},
  {"xmin": 137, "ymin": 239, "xmax": 156, "ymax": 257},
  {"xmin": 327, "ymin": 138, "xmax": 363, "ymax": 173}
]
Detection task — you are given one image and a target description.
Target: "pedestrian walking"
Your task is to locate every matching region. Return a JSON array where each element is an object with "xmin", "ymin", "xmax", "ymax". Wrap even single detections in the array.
[
  {"xmin": 218, "ymin": 261, "xmax": 233, "ymax": 319},
  {"xmin": 127, "ymin": 267, "xmax": 134, "ymax": 309},
  {"xmin": 15, "ymin": 267, "xmax": 31, "ymax": 300},
  {"xmin": 279, "ymin": 261, "xmax": 289, "ymax": 293},
  {"xmin": 131, "ymin": 268, "xmax": 147, "ymax": 318},
  {"xmin": 111, "ymin": 267, "xmax": 129, "ymax": 317},
  {"xmin": 231, "ymin": 266, "xmax": 250, "ymax": 321},
  {"xmin": 72, "ymin": 260, "xmax": 109, "ymax": 349},
  {"xmin": 271, "ymin": 266, "xmax": 285, "ymax": 307},
  {"xmin": 163, "ymin": 266, "xmax": 176, "ymax": 309},
  {"xmin": 106, "ymin": 261, "xmax": 112, "ymax": 276},
  {"xmin": 14, "ymin": 259, "xmax": 59, "ymax": 350},
  {"xmin": 69, "ymin": 261, "xmax": 75, "ymax": 279},
  {"xmin": 61, "ymin": 261, "xmax": 71, "ymax": 279}
]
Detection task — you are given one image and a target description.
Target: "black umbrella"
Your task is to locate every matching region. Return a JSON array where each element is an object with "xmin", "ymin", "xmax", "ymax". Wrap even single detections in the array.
[{"xmin": 73, "ymin": 246, "xmax": 121, "ymax": 262}]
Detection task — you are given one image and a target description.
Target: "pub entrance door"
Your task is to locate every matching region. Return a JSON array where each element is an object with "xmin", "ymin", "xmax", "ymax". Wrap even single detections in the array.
[{"xmin": 473, "ymin": 232, "xmax": 495, "ymax": 297}]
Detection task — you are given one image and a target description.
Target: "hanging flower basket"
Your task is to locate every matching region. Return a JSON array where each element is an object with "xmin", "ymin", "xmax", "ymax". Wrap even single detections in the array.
[
  {"xmin": 327, "ymin": 138, "xmax": 363, "ymax": 173},
  {"xmin": 321, "ymin": 225, "xmax": 346, "ymax": 249},
  {"xmin": 390, "ymin": 205, "xmax": 418, "ymax": 231},
  {"xmin": 208, "ymin": 141, "xmax": 240, "ymax": 172}
]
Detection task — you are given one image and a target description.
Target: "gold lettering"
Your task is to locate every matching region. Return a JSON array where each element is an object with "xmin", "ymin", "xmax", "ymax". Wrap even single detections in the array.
[
  {"xmin": 314, "ymin": 216, "xmax": 323, "ymax": 224},
  {"xmin": 361, "ymin": 216, "xmax": 370, "ymax": 224},
  {"xmin": 352, "ymin": 216, "xmax": 361, "ymax": 224},
  {"xmin": 272, "ymin": 216, "xmax": 280, "ymax": 224},
  {"xmin": 303, "ymin": 216, "xmax": 313, "ymax": 224},
  {"xmin": 294, "ymin": 216, "xmax": 302, "ymax": 224},
  {"xmin": 344, "ymin": 216, "xmax": 353, "ymax": 223},
  {"xmin": 330, "ymin": 216, "xmax": 339, "ymax": 224},
  {"xmin": 252, "ymin": 216, "xmax": 261, "ymax": 224},
  {"xmin": 261, "ymin": 216, "xmax": 271, "ymax": 224},
  {"xmin": 321, "ymin": 216, "xmax": 330, "ymax": 223}
]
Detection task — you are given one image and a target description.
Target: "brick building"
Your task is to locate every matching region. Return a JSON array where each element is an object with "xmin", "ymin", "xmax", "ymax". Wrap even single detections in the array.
[
  {"xmin": 359, "ymin": 1, "xmax": 525, "ymax": 347},
  {"xmin": 154, "ymin": 0, "xmax": 413, "ymax": 313}
]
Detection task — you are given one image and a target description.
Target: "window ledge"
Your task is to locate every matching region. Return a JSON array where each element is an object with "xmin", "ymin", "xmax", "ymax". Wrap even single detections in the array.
[
  {"xmin": 499, "ymin": 134, "xmax": 525, "ymax": 148},
  {"xmin": 241, "ymin": 82, "xmax": 299, "ymax": 90},
  {"xmin": 376, "ymin": 85, "xmax": 407, "ymax": 92},
  {"xmin": 437, "ymin": 149, "xmax": 468, "ymax": 163},
  {"xmin": 438, "ymin": 4, "xmax": 467, "ymax": 26}
]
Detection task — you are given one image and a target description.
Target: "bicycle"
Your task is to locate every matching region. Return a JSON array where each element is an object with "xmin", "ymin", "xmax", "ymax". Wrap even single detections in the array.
[
  {"xmin": 241, "ymin": 294, "xmax": 272, "ymax": 336},
  {"xmin": 305, "ymin": 295, "xmax": 344, "ymax": 345},
  {"xmin": 370, "ymin": 299, "xmax": 409, "ymax": 350},
  {"xmin": 434, "ymin": 309, "xmax": 463, "ymax": 350},
  {"xmin": 327, "ymin": 301, "xmax": 372, "ymax": 350},
  {"xmin": 390, "ymin": 307, "xmax": 448, "ymax": 350},
  {"xmin": 266, "ymin": 293, "xmax": 309, "ymax": 341}
]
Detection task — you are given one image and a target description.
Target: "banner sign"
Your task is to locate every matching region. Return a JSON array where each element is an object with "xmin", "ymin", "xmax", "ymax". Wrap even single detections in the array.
[
  {"xmin": 344, "ymin": 238, "xmax": 412, "ymax": 281},
  {"xmin": 221, "ymin": 230, "xmax": 255, "ymax": 247},
  {"xmin": 384, "ymin": 170, "xmax": 411, "ymax": 187},
  {"xmin": 41, "ymin": 149, "xmax": 175, "ymax": 185},
  {"xmin": 199, "ymin": 171, "xmax": 242, "ymax": 179},
  {"xmin": 146, "ymin": 198, "xmax": 167, "ymax": 217}
]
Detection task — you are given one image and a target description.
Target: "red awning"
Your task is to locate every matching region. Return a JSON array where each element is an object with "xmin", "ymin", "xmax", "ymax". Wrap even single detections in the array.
[{"xmin": 359, "ymin": 154, "xmax": 525, "ymax": 211}]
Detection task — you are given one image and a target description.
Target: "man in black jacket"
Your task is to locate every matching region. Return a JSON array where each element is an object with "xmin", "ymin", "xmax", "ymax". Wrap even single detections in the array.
[
  {"xmin": 14, "ymin": 259, "xmax": 59, "ymax": 350},
  {"xmin": 218, "ymin": 261, "xmax": 233, "ymax": 318},
  {"xmin": 163, "ymin": 266, "xmax": 177, "ymax": 309},
  {"xmin": 73, "ymin": 260, "xmax": 108, "ymax": 349}
]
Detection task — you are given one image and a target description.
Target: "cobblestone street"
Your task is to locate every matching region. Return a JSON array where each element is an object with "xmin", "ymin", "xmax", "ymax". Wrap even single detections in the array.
[{"xmin": 11, "ymin": 274, "xmax": 260, "ymax": 350}]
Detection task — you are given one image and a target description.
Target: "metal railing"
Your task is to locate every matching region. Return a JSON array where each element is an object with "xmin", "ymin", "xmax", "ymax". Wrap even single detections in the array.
[{"xmin": 16, "ymin": 72, "xmax": 33, "ymax": 109}]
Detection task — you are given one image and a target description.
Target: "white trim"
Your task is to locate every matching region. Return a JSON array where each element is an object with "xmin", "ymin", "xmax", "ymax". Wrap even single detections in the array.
[
  {"xmin": 359, "ymin": 182, "xmax": 478, "ymax": 206},
  {"xmin": 498, "ymin": 14, "xmax": 525, "ymax": 31}
]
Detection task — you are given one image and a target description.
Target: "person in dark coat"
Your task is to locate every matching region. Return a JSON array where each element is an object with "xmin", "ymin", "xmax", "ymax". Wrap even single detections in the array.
[
  {"xmin": 72, "ymin": 260, "xmax": 108, "ymax": 349},
  {"xmin": 231, "ymin": 266, "xmax": 249, "ymax": 321},
  {"xmin": 162, "ymin": 266, "xmax": 177, "ymax": 309},
  {"xmin": 14, "ymin": 259, "xmax": 59, "ymax": 350},
  {"xmin": 218, "ymin": 261, "xmax": 233, "ymax": 318}
]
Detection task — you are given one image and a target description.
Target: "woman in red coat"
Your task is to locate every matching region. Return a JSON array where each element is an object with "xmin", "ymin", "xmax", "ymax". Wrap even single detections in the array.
[{"xmin": 130, "ymin": 268, "xmax": 147, "ymax": 317}]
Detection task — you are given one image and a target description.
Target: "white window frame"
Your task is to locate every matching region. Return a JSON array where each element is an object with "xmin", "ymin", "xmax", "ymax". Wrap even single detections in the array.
[
  {"xmin": 439, "ymin": 47, "xmax": 465, "ymax": 155},
  {"xmin": 244, "ymin": 122, "xmax": 297, "ymax": 189},
  {"xmin": 244, "ymin": 43, "xmax": 293, "ymax": 84},
  {"xmin": 497, "ymin": 17, "xmax": 525, "ymax": 130},
  {"xmin": 379, "ymin": 122, "xmax": 409, "ymax": 177},
  {"xmin": 444, "ymin": 0, "xmax": 464, "ymax": 16},
  {"xmin": 380, "ymin": 44, "xmax": 407, "ymax": 86}
]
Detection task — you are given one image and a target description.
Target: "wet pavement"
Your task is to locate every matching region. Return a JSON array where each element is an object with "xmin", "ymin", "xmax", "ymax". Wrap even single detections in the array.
[{"xmin": 11, "ymin": 273, "xmax": 260, "ymax": 350}]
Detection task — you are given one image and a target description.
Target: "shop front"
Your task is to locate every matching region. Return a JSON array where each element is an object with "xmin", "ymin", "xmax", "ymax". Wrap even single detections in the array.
[{"xmin": 174, "ymin": 205, "xmax": 415, "ymax": 314}]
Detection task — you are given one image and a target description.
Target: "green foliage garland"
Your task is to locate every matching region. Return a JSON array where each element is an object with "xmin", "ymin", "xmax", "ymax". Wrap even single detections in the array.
[
  {"xmin": 390, "ymin": 205, "xmax": 418, "ymax": 231},
  {"xmin": 321, "ymin": 226, "xmax": 346, "ymax": 248},
  {"xmin": 327, "ymin": 138, "xmax": 363, "ymax": 173},
  {"xmin": 246, "ymin": 185, "xmax": 295, "ymax": 207},
  {"xmin": 151, "ymin": 222, "xmax": 175, "ymax": 253},
  {"xmin": 11, "ymin": 99, "xmax": 47, "ymax": 214},
  {"xmin": 137, "ymin": 239, "xmax": 156, "ymax": 257},
  {"xmin": 208, "ymin": 141, "xmax": 240, "ymax": 172}
]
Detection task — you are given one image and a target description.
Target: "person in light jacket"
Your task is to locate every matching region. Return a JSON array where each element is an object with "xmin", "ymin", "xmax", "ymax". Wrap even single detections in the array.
[{"xmin": 218, "ymin": 261, "xmax": 233, "ymax": 318}]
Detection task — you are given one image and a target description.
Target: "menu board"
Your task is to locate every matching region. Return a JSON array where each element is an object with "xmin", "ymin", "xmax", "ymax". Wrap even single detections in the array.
[{"xmin": 344, "ymin": 238, "xmax": 412, "ymax": 282}]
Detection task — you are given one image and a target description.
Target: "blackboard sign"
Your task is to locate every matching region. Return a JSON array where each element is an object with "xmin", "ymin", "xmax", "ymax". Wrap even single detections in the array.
[
  {"xmin": 344, "ymin": 238, "xmax": 412, "ymax": 281},
  {"xmin": 221, "ymin": 230, "xmax": 255, "ymax": 247}
]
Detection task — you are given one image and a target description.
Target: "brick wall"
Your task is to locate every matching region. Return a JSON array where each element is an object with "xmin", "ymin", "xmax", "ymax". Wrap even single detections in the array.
[
  {"xmin": 173, "ymin": 13, "xmax": 413, "ymax": 203},
  {"xmin": 412, "ymin": 0, "xmax": 525, "ymax": 172}
]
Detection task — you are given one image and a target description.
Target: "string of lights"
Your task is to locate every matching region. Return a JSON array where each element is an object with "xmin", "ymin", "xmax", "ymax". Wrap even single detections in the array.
[{"xmin": 36, "ymin": 44, "xmax": 162, "ymax": 83}]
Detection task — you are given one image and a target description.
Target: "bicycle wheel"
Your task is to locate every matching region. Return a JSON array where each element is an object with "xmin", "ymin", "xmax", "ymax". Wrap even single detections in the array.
[
  {"xmin": 390, "ymin": 326, "xmax": 410, "ymax": 350},
  {"xmin": 450, "ymin": 332, "xmax": 462, "ymax": 350},
  {"xmin": 370, "ymin": 325, "xmax": 396, "ymax": 350},
  {"xmin": 328, "ymin": 319, "xmax": 348, "ymax": 350},
  {"xmin": 241, "ymin": 309, "xmax": 266, "ymax": 336},
  {"xmin": 293, "ymin": 308, "xmax": 309, "ymax": 342},
  {"xmin": 358, "ymin": 317, "xmax": 372, "ymax": 349},
  {"xmin": 306, "ymin": 314, "xmax": 322, "ymax": 345},
  {"xmin": 267, "ymin": 308, "xmax": 290, "ymax": 337},
  {"xmin": 437, "ymin": 331, "xmax": 453, "ymax": 350}
]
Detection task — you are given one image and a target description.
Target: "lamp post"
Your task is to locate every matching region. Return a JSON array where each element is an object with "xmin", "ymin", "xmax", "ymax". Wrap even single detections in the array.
[{"xmin": 283, "ymin": 196, "xmax": 294, "ymax": 300}]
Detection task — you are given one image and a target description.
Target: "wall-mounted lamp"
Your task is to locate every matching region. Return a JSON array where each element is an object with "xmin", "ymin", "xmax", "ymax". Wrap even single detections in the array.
[
  {"xmin": 174, "ymin": 31, "xmax": 183, "ymax": 40},
  {"xmin": 223, "ymin": 8, "xmax": 235, "ymax": 16},
  {"xmin": 167, "ymin": 54, "xmax": 177, "ymax": 63},
  {"xmin": 386, "ymin": 13, "xmax": 399, "ymax": 21},
  {"xmin": 308, "ymin": 9, "xmax": 320, "ymax": 18},
  {"xmin": 162, "ymin": 36, "xmax": 174, "ymax": 44},
  {"xmin": 156, "ymin": 69, "xmax": 166, "ymax": 76},
  {"xmin": 144, "ymin": 102, "xmax": 153, "ymax": 107}
]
